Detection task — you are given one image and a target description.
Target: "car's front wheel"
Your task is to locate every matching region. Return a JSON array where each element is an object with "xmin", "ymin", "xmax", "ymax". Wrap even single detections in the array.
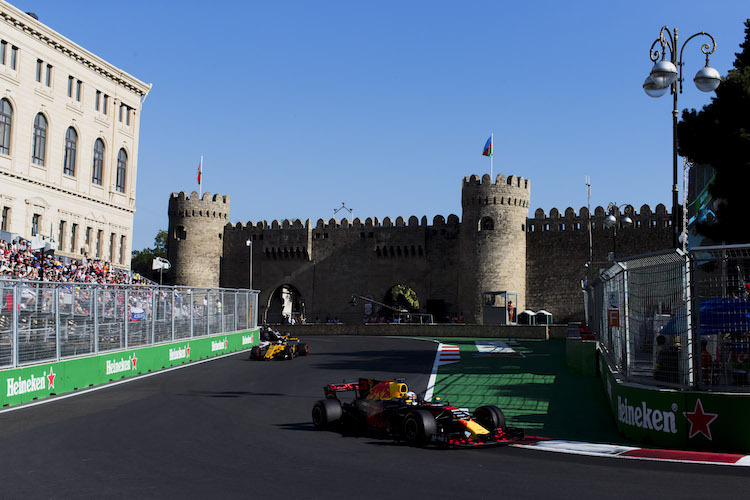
[
  {"xmin": 473, "ymin": 405, "xmax": 506, "ymax": 431},
  {"xmin": 403, "ymin": 410, "xmax": 437, "ymax": 446},
  {"xmin": 312, "ymin": 399, "xmax": 343, "ymax": 429}
]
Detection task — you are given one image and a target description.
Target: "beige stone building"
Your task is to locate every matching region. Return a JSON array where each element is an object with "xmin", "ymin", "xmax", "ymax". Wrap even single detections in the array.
[{"xmin": 0, "ymin": 1, "xmax": 151, "ymax": 269}]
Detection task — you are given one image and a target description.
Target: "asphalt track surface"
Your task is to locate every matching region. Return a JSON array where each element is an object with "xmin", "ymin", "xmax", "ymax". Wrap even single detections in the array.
[{"xmin": 0, "ymin": 336, "xmax": 747, "ymax": 499}]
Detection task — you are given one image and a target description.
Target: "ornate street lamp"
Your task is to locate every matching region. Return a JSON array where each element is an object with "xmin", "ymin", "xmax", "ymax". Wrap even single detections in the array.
[
  {"xmin": 603, "ymin": 203, "xmax": 633, "ymax": 260},
  {"xmin": 643, "ymin": 26, "xmax": 720, "ymax": 248}
]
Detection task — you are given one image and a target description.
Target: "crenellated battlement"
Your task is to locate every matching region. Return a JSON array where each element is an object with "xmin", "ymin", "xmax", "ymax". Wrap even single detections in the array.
[
  {"xmin": 462, "ymin": 173, "xmax": 530, "ymax": 190},
  {"xmin": 224, "ymin": 214, "xmax": 461, "ymax": 232},
  {"xmin": 529, "ymin": 203, "xmax": 670, "ymax": 232},
  {"xmin": 168, "ymin": 191, "xmax": 230, "ymax": 220}
]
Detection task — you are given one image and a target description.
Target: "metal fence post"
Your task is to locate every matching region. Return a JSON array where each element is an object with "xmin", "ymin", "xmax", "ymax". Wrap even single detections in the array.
[
  {"xmin": 190, "ymin": 291, "xmax": 194, "ymax": 338},
  {"xmin": 623, "ymin": 268, "xmax": 631, "ymax": 378},
  {"xmin": 685, "ymin": 252, "xmax": 695, "ymax": 388},
  {"xmin": 151, "ymin": 289, "xmax": 157, "ymax": 345},
  {"xmin": 94, "ymin": 287, "xmax": 99, "ymax": 354},
  {"xmin": 55, "ymin": 286, "xmax": 60, "ymax": 361},
  {"xmin": 171, "ymin": 288, "xmax": 175, "ymax": 341},
  {"xmin": 11, "ymin": 284, "xmax": 18, "ymax": 368},
  {"xmin": 124, "ymin": 288, "xmax": 129, "ymax": 349},
  {"xmin": 234, "ymin": 290, "xmax": 238, "ymax": 332}
]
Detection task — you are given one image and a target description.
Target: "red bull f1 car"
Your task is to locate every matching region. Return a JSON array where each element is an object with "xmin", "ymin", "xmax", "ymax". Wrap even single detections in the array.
[
  {"xmin": 249, "ymin": 326, "xmax": 308, "ymax": 360},
  {"xmin": 311, "ymin": 377, "xmax": 523, "ymax": 448}
]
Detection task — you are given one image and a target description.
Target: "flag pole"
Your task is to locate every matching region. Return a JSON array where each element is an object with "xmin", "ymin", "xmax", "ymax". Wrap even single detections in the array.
[
  {"xmin": 490, "ymin": 132, "xmax": 494, "ymax": 180},
  {"xmin": 199, "ymin": 155, "xmax": 203, "ymax": 197}
]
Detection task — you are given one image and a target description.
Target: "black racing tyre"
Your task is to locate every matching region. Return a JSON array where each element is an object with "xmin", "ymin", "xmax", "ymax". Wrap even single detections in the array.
[
  {"xmin": 403, "ymin": 410, "xmax": 437, "ymax": 446},
  {"xmin": 312, "ymin": 399, "xmax": 342, "ymax": 429},
  {"xmin": 298, "ymin": 343, "xmax": 309, "ymax": 356},
  {"xmin": 249, "ymin": 346, "xmax": 260, "ymax": 360},
  {"xmin": 473, "ymin": 405, "xmax": 506, "ymax": 431}
]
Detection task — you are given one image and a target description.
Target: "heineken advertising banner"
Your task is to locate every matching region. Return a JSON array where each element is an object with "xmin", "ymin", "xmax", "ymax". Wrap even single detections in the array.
[
  {"xmin": 1, "ymin": 329, "xmax": 259, "ymax": 408},
  {"xmin": 599, "ymin": 355, "xmax": 750, "ymax": 453}
]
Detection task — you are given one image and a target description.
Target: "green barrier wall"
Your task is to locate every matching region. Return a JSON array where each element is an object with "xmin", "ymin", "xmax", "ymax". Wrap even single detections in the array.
[
  {"xmin": 599, "ymin": 354, "xmax": 750, "ymax": 453},
  {"xmin": 1, "ymin": 328, "xmax": 259, "ymax": 407}
]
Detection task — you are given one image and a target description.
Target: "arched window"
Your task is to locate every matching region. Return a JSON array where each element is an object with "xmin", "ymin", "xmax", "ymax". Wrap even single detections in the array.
[
  {"xmin": 480, "ymin": 216, "xmax": 495, "ymax": 231},
  {"xmin": 92, "ymin": 138, "xmax": 104, "ymax": 185},
  {"xmin": 0, "ymin": 99, "xmax": 12, "ymax": 155},
  {"xmin": 31, "ymin": 113, "xmax": 47, "ymax": 166},
  {"xmin": 116, "ymin": 148, "xmax": 127, "ymax": 193},
  {"xmin": 63, "ymin": 127, "xmax": 77, "ymax": 176}
]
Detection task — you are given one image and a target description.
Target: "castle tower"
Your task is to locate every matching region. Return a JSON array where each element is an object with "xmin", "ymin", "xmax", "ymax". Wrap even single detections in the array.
[
  {"xmin": 166, "ymin": 192, "xmax": 230, "ymax": 287},
  {"xmin": 459, "ymin": 174, "xmax": 530, "ymax": 323}
]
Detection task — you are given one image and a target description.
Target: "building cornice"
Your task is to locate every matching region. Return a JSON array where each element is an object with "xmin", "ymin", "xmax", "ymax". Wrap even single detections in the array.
[
  {"xmin": 0, "ymin": 1, "xmax": 152, "ymax": 98},
  {"xmin": 1, "ymin": 169, "xmax": 136, "ymax": 215}
]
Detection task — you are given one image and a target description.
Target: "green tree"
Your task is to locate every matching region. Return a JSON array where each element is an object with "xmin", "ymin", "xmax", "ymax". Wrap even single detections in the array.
[
  {"xmin": 131, "ymin": 229, "xmax": 168, "ymax": 279},
  {"xmin": 677, "ymin": 19, "xmax": 750, "ymax": 243},
  {"xmin": 387, "ymin": 284, "xmax": 420, "ymax": 312}
]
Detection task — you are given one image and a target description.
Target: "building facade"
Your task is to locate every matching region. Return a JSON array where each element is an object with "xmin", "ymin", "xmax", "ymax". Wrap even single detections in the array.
[
  {"xmin": 166, "ymin": 174, "xmax": 673, "ymax": 324},
  {"xmin": 0, "ymin": 2, "xmax": 151, "ymax": 268}
]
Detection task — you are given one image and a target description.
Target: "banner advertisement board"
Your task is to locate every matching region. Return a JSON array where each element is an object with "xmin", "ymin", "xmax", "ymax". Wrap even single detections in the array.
[
  {"xmin": 599, "ymin": 354, "xmax": 750, "ymax": 453},
  {"xmin": 1, "ymin": 329, "xmax": 259, "ymax": 408}
]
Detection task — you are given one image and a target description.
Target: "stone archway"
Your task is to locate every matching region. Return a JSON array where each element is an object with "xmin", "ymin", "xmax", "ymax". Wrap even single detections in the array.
[{"xmin": 265, "ymin": 284, "xmax": 305, "ymax": 325}]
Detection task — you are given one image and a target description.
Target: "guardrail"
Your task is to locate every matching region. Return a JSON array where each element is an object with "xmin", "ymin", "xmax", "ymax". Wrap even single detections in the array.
[{"xmin": 0, "ymin": 279, "xmax": 259, "ymax": 369}]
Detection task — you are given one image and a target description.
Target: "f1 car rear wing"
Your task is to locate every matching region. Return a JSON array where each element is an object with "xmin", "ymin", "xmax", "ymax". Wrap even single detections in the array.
[{"xmin": 323, "ymin": 382, "xmax": 360, "ymax": 399}]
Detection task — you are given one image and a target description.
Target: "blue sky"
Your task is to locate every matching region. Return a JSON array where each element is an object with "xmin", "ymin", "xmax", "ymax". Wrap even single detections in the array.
[{"xmin": 13, "ymin": 0, "xmax": 749, "ymax": 250}]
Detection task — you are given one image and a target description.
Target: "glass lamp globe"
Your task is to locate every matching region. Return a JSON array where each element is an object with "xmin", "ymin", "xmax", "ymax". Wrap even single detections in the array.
[
  {"xmin": 622, "ymin": 216, "xmax": 633, "ymax": 227},
  {"xmin": 604, "ymin": 214, "xmax": 617, "ymax": 229},
  {"xmin": 643, "ymin": 76, "xmax": 668, "ymax": 98},
  {"xmin": 650, "ymin": 60, "xmax": 678, "ymax": 88},
  {"xmin": 694, "ymin": 65, "xmax": 721, "ymax": 92}
]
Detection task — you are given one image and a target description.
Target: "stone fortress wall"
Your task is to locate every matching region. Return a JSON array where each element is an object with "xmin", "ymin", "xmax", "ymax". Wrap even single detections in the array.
[{"xmin": 166, "ymin": 174, "xmax": 672, "ymax": 324}]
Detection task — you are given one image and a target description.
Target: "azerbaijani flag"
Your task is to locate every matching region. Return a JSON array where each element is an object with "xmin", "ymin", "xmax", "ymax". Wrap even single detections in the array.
[
  {"xmin": 482, "ymin": 136, "xmax": 493, "ymax": 157},
  {"xmin": 197, "ymin": 158, "xmax": 202, "ymax": 184}
]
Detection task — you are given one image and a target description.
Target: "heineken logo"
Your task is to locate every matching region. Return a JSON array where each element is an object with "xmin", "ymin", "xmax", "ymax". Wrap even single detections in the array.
[
  {"xmin": 617, "ymin": 396, "xmax": 677, "ymax": 434},
  {"xmin": 6, "ymin": 367, "xmax": 56, "ymax": 397},
  {"xmin": 106, "ymin": 354, "xmax": 138, "ymax": 375},
  {"xmin": 242, "ymin": 334, "xmax": 254, "ymax": 345},
  {"xmin": 169, "ymin": 345, "xmax": 191, "ymax": 361},
  {"xmin": 211, "ymin": 338, "xmax": 228, "ymax": 352}
]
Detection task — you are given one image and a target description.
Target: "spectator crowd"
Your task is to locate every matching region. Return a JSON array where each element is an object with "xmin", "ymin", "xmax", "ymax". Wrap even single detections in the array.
[{"xmin": 0, "ymin": 238, "xmax": 149, "ymax": 285}]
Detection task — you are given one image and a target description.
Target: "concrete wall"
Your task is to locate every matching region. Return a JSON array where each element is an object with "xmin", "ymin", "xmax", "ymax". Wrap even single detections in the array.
[{"xmin": 278, "ymin": 323, "xmax": 567, "ymax": 339}]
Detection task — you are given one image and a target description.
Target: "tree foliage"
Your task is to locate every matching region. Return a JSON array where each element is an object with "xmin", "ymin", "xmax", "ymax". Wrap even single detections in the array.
[
  {"xmin": 387, "ymin": 284, "xmax": 420, "ymax": 312},
  {"xmin": 131, "ymin": 229, "xmax": 168, "ymax": 279},
  {"xmin": 677, "ymin": 19, "xmax": 750, "ymax": 243}
]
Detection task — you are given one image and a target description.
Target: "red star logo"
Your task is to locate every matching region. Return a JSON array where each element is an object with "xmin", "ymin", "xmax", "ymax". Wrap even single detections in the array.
[
  {"xmin": 186, "ymin": 345, "xmax": 191, "ymax": 357},
  {"xmin": 47, "ymin": 367, "xmax": 56, "ymax": 389},
  {"xmin": 224, "ymin": 338, "xmax": 228, "ymax": 348},
  {"xmin": 131, "ymin": 354, "xmax": 138, "ymax": 370},
  {"xmin": 683, "ymin": 398, "xmax": 718, "ymax": 440}
]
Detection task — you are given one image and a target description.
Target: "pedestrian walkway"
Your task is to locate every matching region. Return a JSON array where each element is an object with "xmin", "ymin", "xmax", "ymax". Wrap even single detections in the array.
[{"xmin": 431, "ymin": 337, "xmax": 635, "ymax": 445}]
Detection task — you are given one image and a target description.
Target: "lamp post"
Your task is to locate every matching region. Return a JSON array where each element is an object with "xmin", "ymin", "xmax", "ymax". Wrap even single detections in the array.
[
  {"xmin": 643, "ymin": 26, "xmax": 720, "ymax": 249},
  {"xmin": 603, "ymin": 203, "xmax": 633, "ymax": 260},
  {"xmin": 251, "ymin": 240, "xmax": 253, "ymax": 290}
]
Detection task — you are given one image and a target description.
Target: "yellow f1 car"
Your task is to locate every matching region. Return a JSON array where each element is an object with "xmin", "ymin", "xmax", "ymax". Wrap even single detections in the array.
[{"xmin": 249, "ymin": 326, "xmax": 308, "ymax": 360}]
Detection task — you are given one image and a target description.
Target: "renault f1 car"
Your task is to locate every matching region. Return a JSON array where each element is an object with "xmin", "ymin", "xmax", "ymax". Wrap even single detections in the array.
[
  {"xmin": 249, "ymin": 325, "xmax": 308, "ymax": 360},
  {"xmin": 311, "ymin": 377, "xmax": 523, "ymax": 448}
]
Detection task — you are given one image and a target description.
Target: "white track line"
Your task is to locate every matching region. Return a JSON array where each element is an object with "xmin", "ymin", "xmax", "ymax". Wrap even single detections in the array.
[
  {"xmin": 424, "ymin": 342, "xmax": 460, "ymax": 402},
  {"xmin": 0, "ymin": 350, "xmax": 249, "ymax": 415}
]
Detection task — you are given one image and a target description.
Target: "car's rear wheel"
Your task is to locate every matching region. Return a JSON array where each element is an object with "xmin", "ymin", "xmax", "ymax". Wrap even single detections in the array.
[
  {"xmin": 473, "ymin": 405, "xmax": 506, "ymax": 431},
  {"xmin": 312, "ymin": 399, "xmax": 342, "ymax": 429},
  {"xmin": 298, "ymin": 343, "xmax": 309, "ymax": 356},
  {"xmin": 403, "ymin": 410, "xmax": 437, "ymax": 446}
]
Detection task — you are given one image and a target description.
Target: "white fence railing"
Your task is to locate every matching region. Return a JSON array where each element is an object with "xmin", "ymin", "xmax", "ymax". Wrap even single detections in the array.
[{"xmin": 0, "ymin": 279, "xmax": 259, "ymax": 368}]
